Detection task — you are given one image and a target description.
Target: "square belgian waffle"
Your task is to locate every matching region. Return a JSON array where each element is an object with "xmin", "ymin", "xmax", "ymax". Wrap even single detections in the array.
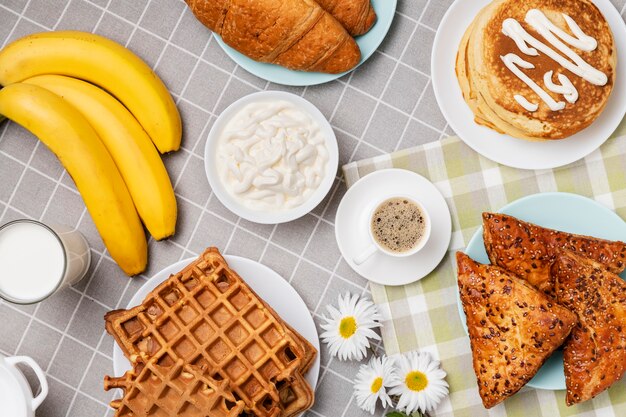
[
  {"xmin": 104, "ymin": 359, "xmax": 245, "ymax": 417},
  {"xmin": 104, "ymin": 248, "xmax": 316, "ymax": 417}
]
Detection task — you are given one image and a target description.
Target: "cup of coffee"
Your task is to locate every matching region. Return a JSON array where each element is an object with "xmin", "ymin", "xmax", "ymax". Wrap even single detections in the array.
[{"xmin": 353, "ymin": 196, "xmax": 431, "ymax": 265}]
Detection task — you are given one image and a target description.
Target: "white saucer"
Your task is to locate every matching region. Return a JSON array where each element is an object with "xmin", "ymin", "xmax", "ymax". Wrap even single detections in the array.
[
  {"xmin": 335, "ymin": 169, "xmax": 452, "ymax": 286},
  {"xmin": 431, "ymin": 0, "xmax": 626, "ymax": 170},
  {"xmin": 112, "ymin": 255, "xmax": 321, "ymax": 402}
]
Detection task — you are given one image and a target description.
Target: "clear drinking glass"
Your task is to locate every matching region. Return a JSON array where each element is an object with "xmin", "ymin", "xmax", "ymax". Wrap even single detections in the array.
[{"xmin": 0, "ymin": 219, "xmax": 91, "ymax": 304}]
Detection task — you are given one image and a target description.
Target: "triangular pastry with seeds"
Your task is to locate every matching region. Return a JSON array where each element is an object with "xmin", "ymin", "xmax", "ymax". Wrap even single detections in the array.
[
  {"xmin": 457, "ymin": 252, "xmax": 578, "ymax": 408},
  {"xmin": 552, "ymin": 251, "xmax": 626, "ymax": 405},
  {"xmin": 483, "ymin": 213, "xmax": 626, "ymax": 297}
]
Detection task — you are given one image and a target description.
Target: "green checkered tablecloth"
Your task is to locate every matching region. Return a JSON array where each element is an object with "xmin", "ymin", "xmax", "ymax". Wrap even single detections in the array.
[{"xmin": 342, "ymin": 119, "xmax": 626, "ymax": 417}]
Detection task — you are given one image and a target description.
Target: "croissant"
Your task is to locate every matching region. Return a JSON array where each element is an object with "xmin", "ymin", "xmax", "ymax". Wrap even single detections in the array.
[
  {"xmin": 314, "ymin": 0, "xmax": 377, "ymax": 36},
  {"xmin": 185, "ymin": 0, "xmax": 361, "ymax": 74}
]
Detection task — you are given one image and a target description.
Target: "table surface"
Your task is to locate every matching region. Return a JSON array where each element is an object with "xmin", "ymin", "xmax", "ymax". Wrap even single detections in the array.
[{"xmin": 0, "ymin": 1, "xmax": 625, "ymax": 417}]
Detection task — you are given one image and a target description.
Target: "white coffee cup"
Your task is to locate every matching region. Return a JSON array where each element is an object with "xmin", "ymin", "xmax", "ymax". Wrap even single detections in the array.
[{"xmin": 353, "ymin": 195, "xmax": 431, "ymax": 265}]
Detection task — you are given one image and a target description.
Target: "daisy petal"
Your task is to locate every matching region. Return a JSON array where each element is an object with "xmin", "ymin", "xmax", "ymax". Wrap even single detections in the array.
[
  {"xmin": 391, "ymin": 350, "xmax": 450, "ymax": 414},
  {"xmin": 319, "ymin": 293, "xmax": 382, "ymax": 361}
]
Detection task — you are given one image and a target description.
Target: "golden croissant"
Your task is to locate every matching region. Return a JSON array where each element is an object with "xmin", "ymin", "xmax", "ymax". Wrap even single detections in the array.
[
  {"xmin": 315, "ymin": 0, "xmax": 377, "ymax": 36},
  {"xmin": 185, "ymin": 0, "xmax": 361, "ymax": 73}
]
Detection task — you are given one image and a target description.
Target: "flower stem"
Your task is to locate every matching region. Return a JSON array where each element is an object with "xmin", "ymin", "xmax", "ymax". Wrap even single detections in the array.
[
  {"xmin": 385, "ymin": 411, "xmax": 426, "ymax": 417},
  {"xmin": 386, "ymin": 397, "xmax": 428, "ymax": 417},
  {"xmin": 367, "ymin": 344, "xmax": 380, "ymax": 357}
]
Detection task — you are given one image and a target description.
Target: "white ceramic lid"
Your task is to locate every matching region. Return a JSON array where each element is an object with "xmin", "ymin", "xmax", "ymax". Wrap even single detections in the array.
[{"xmin": 0, "ymin": 365, "xmax": 28, "ymax": 417}]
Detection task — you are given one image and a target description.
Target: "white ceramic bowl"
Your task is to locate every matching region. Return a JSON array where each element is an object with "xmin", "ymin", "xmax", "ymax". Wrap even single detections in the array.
[{"xmin": 204, "ymin": 91, "xmax": 339, "ymax": 224}]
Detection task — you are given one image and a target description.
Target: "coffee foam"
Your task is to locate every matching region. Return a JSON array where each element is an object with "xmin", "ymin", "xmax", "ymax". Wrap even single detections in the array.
[{"xmin": 371, "ymin": 198, "xmax": 426, "ymax": 253}]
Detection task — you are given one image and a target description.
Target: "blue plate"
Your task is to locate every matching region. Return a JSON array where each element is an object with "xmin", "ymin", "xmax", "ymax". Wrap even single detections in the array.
[
  {"xmin": 214, "ymin": 0, "xmax": 397, "ymax": 86},
  {"xmin": 458, "ymin": 192, "xmax": 626, "ymax": 390}
]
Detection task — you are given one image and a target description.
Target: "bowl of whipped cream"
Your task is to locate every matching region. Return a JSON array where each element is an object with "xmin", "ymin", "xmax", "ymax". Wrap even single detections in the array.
[{"xmin": 204, "ymin": 91, "xmax": 339, "ymax": 224}]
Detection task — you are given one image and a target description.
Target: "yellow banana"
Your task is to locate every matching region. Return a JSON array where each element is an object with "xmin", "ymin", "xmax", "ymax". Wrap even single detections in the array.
[
  {"xmin": 0, "ymin": 30, "xmax": 181, "ymax": 154},
  {"xmin": 0, "ymin": 83, "xmax": 147, "ymax": 276},
  {"xmin": 23, "ymin": 75, "xmax": 177, "ymax": 240}
]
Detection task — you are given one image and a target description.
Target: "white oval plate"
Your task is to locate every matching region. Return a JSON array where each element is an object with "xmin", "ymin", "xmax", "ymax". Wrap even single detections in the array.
[
  {"xmin": 204, "ymin": 91, "xmax": 339, "ymax": 224},
  {"xmin": 431, "ymin": 0, "xmax": 626, "ymax": 170},
  {"xmin": 213, "ymin": 0, "xmax": 397, "ymax": 86},
  {"xmin": 112, "ymin": 255, "xmax": 321, "ymax": 400},
  {"xmin": 335, "ymin": 169, "xmax": 452, "ymax": 286}
]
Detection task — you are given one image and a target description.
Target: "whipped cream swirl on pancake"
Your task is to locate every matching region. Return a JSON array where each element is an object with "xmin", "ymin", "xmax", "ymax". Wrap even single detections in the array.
[
  {"xmin": 502, "ymin": 53, "xmax": 565, "ymax": 111},
  {"xmin": 500, "ymin": 9, "xmax": 608, "ymax": 112}
]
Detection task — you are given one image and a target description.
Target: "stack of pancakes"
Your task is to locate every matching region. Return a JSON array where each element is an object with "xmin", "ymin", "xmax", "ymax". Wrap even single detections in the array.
[
  {"xmin": 104, "ymin": 248, "xmax": 316, "ymax": 417},
  {"xmin": 456, "ymin": 0, "xmax": 616, "ymax": 141}
]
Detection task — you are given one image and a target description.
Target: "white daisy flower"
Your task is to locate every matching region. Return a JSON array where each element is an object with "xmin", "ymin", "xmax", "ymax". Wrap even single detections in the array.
[
  {"xmin": 320, "ymin": 293, "xmax": 381, "ymax": 361},
  {"xmin": 354, "ymin": 355, "xmax": 398, "ymax": 414},
  {"xmin": 389, "ymin": 351, "xmax": 449, "ymax": 415}
]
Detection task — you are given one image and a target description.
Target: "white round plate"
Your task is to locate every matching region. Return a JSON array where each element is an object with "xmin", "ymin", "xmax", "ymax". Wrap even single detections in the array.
[
  {"xmin": 213, "ymin": 0, "xmax": 397, "ymax": 86},
  {"xmin": 204, "ymin": 91, "xmax": 339, "ymax": 224},
  {"xmin": 431, "ymin": 0, "xmax": 626, "ymax": 170},
  {"xmin": 112, "ymin": 255, "xmax": 321, "ymax": 398},
  {"xmin": 335, "ymin": 169, "xmax": 452, "ymax": 286}
]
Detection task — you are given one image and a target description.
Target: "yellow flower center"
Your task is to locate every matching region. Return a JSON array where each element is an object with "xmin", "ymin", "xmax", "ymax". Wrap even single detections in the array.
[
  {"xmin": 405, "ymin": 371, "xmax": 429, "ymax": 392},
  {"xmin": 339, "ymin": 316, "xmax": 357, "ymax": 338},
  {"xmin": 370, "ymin": 377, "xmax": 383, "ymax": 393}
]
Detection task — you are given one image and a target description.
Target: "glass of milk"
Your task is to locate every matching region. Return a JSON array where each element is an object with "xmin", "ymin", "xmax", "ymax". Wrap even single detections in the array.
[{"xmin": 0, "ymin": 220, "xmax": 91, "ymax": 304}]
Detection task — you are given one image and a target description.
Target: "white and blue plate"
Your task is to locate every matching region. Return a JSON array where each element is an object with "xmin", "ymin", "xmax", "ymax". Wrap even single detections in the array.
[
  {"xmin": 214, "ymin": 0, "xmax": 397, "ymax": 86},
  {"xmin": 113, "ymin": 255, "xmax": 321, "ymax": 407},
  {"xmin": 458, "ymin": 192, "xmax": 626, "ymax": 390}
]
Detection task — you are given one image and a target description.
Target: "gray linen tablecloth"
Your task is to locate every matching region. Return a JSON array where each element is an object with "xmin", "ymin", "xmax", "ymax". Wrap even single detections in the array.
[{"xmin": 1, "ymin": 1, "xmax": 625, "ymax": 417}]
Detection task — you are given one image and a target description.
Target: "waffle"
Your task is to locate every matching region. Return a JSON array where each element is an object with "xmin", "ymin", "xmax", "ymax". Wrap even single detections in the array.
[
  {"xmin": 283, "ymin": 324, "xmax": 316, "ymax": 375},
  {"xmin": 105, "ymin": 359, "xmax": 245, "ymax": 417},
  {"xmin": 105, "ymin": 248, "xmax": 315, "ymax": 417}
]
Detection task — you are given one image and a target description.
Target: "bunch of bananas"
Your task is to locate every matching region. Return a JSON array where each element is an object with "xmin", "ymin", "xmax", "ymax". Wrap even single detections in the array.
[{"xmin": 0, "ymin": 31, "xmax": 182, "ymax": 276}]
